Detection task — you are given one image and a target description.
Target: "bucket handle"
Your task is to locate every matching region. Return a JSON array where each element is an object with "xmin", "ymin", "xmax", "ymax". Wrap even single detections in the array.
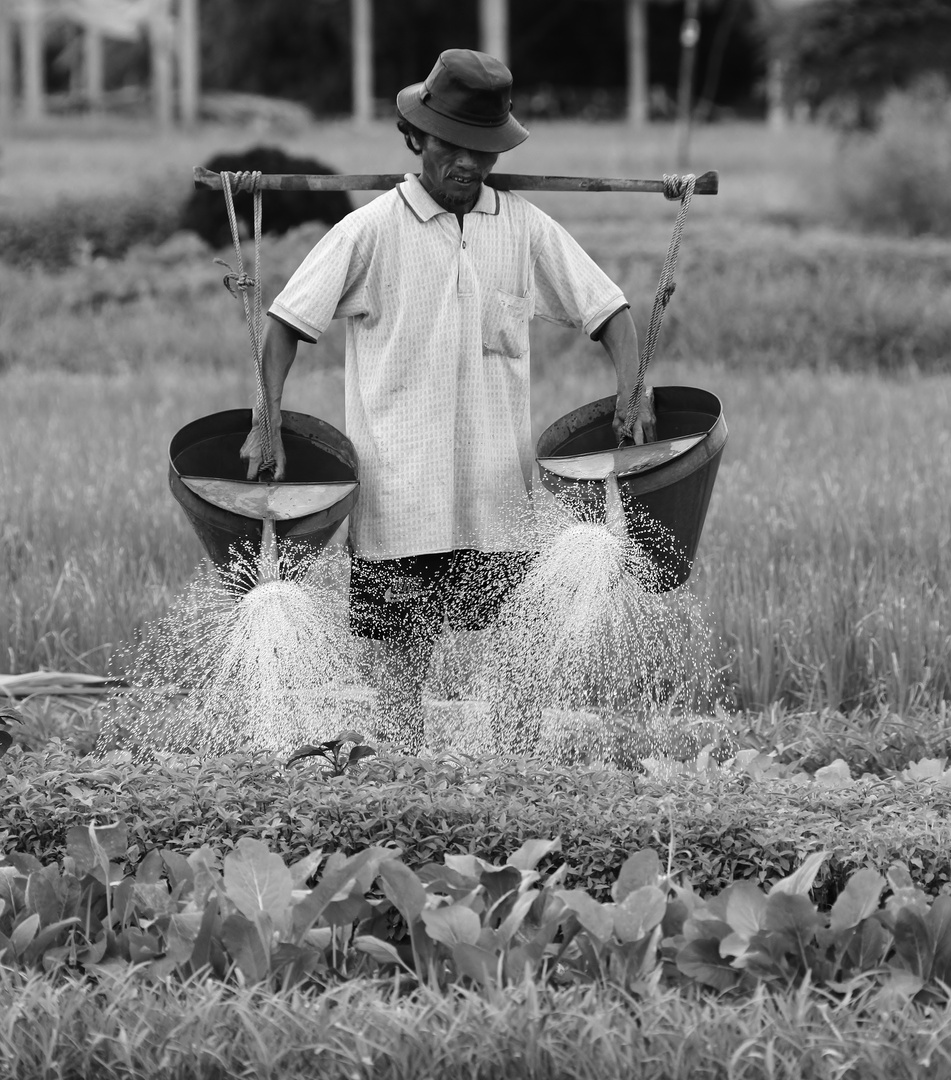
[{"xmin": 622, "ymin": 173, "xmax": 697, "ymax": 443}]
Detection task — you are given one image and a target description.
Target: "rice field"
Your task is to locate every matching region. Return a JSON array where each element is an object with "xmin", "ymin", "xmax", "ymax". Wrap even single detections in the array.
[{"xmin": 1, "ymin": 115, "xmax": 949, "ymax": 722}]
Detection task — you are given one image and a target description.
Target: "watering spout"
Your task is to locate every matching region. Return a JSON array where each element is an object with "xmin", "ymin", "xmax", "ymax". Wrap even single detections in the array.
[
  {"xmin": 604, "ymin": 473, "xmax": 626, "ymax": 539},
  {"xmin": 258, "ymin": 516, "xmax": 281, "ymax": 583}
]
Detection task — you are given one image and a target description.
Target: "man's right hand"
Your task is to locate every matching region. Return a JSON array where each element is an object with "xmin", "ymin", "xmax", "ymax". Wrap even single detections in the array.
[{"xmin": 240, "ymin": 411, "xmax": 287, "ymax": 480}]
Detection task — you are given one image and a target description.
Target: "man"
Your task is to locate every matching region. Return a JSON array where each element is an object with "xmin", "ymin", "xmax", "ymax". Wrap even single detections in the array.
[{"xmin": 240, "ymin": 49, "xmax": 655, "ymax": 756}]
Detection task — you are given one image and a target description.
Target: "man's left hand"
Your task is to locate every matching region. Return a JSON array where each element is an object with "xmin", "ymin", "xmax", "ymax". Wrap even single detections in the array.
[{"xmin": 615, "ymin": 386, "xmax": 656, "ymax": 445}]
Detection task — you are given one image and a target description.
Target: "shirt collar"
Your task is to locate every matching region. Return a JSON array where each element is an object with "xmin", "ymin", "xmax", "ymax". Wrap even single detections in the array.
[{"xmin": 397, "ymin": 173, "xmax": 500, "ymax": 222}]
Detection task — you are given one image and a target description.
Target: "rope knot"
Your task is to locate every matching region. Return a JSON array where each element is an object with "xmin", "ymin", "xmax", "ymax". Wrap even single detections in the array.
[
  {"xmin": 221, "ymin": 169, "xmax": 262, "ymax": 195},
  {"xmin": 662, "ymin": 281, "xmax": 676, "ymax": 306},
  {"xmin": 662, "ymin": 173, "xmax": 696, "ymax": 201},
  {"xmin": 214, "ymin": 257, "xmax": 256, "ymax": 299}
]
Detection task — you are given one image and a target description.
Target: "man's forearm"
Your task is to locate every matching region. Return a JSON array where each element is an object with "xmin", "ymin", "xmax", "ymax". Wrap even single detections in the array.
[
  {"xmin": 258, "ymin": 317, "xmax": 301, "ymax": 419},
  {"xmin": 598, "ymin": 308, "xmax": 640, "ymax": 416}
]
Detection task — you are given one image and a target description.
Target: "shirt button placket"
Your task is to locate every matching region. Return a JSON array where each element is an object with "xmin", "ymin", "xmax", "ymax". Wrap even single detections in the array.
[{"xmin": 457, "ymin": 230, "xmax": 474, "ymax": 296}]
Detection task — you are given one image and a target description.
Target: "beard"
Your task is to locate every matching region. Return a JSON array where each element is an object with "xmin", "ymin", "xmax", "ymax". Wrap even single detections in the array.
[{"xmin": 436, "ymin": 184, "xmax": 482, "ymax": 208}]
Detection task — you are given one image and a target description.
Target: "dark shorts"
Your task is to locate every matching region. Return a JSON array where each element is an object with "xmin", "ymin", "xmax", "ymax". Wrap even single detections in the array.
[{"xmin": 349, "ymin": 549, "xmax": 535, "ymax": 640}]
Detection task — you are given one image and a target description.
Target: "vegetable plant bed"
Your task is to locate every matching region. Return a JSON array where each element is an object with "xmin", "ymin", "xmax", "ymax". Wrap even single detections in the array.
[{"xmin": 4, "ymin": 743, "xmax": 951, "ymax": 906}]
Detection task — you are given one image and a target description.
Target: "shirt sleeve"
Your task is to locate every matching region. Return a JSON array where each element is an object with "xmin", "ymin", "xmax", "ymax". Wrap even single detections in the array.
[
  {"xmin": 267, "ymin": 224, "xmax": 369, "ymax": 341},
  {"xmin": 533, "ymin": 216, "xmax": 629, "ymax": 339}
]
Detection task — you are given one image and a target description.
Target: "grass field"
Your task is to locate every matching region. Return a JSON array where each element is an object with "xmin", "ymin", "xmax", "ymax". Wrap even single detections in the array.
[{"xmin": 2, "ymin": 115, "xmax": 949, "ymax": 720}]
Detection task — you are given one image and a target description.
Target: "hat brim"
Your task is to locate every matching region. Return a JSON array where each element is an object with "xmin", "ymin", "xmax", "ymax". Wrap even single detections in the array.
[{"xmin": 397, "ymin": 82, "xmax": 529, "ymax": 154}]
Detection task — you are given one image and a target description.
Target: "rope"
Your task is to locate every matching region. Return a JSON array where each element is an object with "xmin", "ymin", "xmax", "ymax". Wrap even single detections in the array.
[
  {"xmin": 621, "ymin": 172, "xmax": 697, "ymax": 443},
  {"xmin": 215, "ymin": 170, "xmax": 275, "ymax": 474}
]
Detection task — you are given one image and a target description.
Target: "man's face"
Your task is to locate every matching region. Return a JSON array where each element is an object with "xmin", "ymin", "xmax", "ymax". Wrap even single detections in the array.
[{"xmin": 416, "ymin": 134, "xmax": 499, "ymax": 214}]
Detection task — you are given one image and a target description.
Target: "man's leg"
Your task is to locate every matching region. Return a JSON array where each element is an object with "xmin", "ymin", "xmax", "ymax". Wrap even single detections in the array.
[
  {"xmin": 447, "ymin": 551, "xmax": 543, "ymax": 757},
  {"xmin": 350, "ymin": 554, "xmax": 444, "ymax": 756},
  {"xmin": 374, "ymin": 629, "xmax": 438, "ymax": 756},
  {"xmin": 489, "ymin": 676, "xmax": 543, "ymax": 756}
]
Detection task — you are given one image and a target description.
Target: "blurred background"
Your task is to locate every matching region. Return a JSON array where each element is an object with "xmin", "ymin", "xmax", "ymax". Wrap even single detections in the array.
[
  {"xmin": 3, "ymin": 0, "xmax": 950, "ymax": 131},
  {"xmin": 1, "ymin": 0, "xmax": 949, "ymax": 728}
]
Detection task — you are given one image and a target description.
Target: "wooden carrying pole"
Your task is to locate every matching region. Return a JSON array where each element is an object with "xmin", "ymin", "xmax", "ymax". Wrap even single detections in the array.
[{"xmin": 193, "ymin": 168, "xmax": 719, "ymax": 195}]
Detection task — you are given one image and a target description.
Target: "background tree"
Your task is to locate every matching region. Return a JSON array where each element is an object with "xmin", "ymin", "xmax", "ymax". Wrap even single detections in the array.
[
  {"xmin": 198, "ymin": 0, "xmax": 765, "ymax": 121},
  {"xmin": 777, "ymin": 0, "xmax": 951, "ymax": 127}
]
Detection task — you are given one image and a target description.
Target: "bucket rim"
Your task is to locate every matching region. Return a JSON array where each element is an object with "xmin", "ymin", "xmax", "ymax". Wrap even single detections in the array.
[
  {"xmin": 168, "ymin": 407, "xmax": 359, "ymax": 474},
  {"xmin": 535, "ymin": 385, "xmax": 725, "ymax": 480},
  {"xmin": 168, "ymin": 408, "xmax": 359, "ymax": 522}
]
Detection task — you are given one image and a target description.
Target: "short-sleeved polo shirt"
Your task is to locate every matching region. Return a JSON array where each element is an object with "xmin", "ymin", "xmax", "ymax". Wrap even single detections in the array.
[{"xmin": 269, "ymin": 173, "xmax": 628, "ymax": 560}]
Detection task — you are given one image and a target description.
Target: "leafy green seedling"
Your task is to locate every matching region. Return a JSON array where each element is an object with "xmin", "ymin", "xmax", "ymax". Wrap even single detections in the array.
[{"xmin": 286, "ymin": 730, "xmax": 375, "ymax": 777}]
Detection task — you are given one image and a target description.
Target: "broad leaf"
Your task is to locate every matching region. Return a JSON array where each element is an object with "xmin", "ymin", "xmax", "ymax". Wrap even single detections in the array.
[
  {"xmin": 503, "ymin": 944, "xmax": 536, "ymax": 984},
  {"xmin": 554, "ymin": 890, "xmax": 613, "ymax": 943},
  {"xmin": 188, "ymin": 848, "xmax": 221, "ymax": 909},
  {"xmin": 417, "ymin": 865, "xmax": 481, "ymax": 897},
  {"xmin": 0, "ymin": 868, "xmax": 20, "ymax": 911},
  {"xmin": 269, "ymin": 942, "xmax": 325, "ymax": 987},
  {"xmin": 507, "ymin": 838, "xmax": 561, "ymax": 872},
  {"xmin": 421, "ymin": 904, "xmax": 481, "ymax": 947},
  {"xmin": 444, "ymin": 854, "xmax": 485, "ymax": 879},
  {"xmin": 331, "ymin": 730, "xmax": 365, "ymax": 745},
  {"xmin": 285, "ymin": 743, "xmax": 333, "ymax": 768},
  {"xmin": 893, "ymin": 909, "xmax": 934, "ymax": 980},
  {"xmin": 291, "ymin": 872, "xmax": 356, "ymax": 939},
  {"xmin": 612, "ymin": 849, "xmax": 662, "ymax": 903},
  {"xmin": 496, "ymin": 891, "xmax": 538, "ymax": 946},
  {"xmin": 611, "ymin": 928, "xmax": 662, "ymax": 982},
  {"xmin": 288, "ymin": 850, "xmax": 325, "ymax": 890},
  {"xmin": 126, "ymin": 927, "xmax": 163, "ymax": 963},
  {"xmin": 901, "ymin": 758, "xmax": 947, "ymax": 782},
  {"xmin": 451, "ymin": 942, "xmax": 498, "ymax": 987},
  {"xmin": 613, "ymin": 886, "xmax": 668, "ymax": 944},
  {"xmin": 189, "ymin": 894, "xmax": 220, "ymax": 973},
  {"xmin": 161, "ymin": 851, "xmax": 194, "ymax": 895},
  {"xmin": 887, "ymin": 863, "xmax": 916, "ymax": 893},
  {"xmin": 769, "ymin": 851, "xmax": 829, "ymax": 897},
  {"xmin": 347, "ymin": 745, "xmax": 375, "ymax": 766},
  {"xmin": 23, "ymin": 918, "xmax": 81, "ymax": 967},
  {"xmin": 378, "ymin": 860, "xmax": 427, "ymax": 923},
  {"xmin": 135, "ymin": 849, "xmax": 165, "ymax": 884},
  {"xmin": 25, "ymin": 874, "xmax": 63, "ymax": 927},
  {"xmin": 5, "ymin": 853, "xmax": 43, "ymax": 877},
  {"xmin": 132, "ymin": 882, "xmax": 175, "ymax": 917},
  {"xmin": 353, "ymin": 935, "xmax": 408, "ymax": 969},
  {"xmin": 813, "ymin": 759, "xmax": 852, "ymax": 788},
  {"xmin": 66, "ymin": 823, "xmax": 127, "ymax": 877},
  {"xmin": 877, "ymin": 970, "xmax": 926, "ymax": 1006},
  {"xmin": 676, "ymin": 938, "xmax": 740, "ymax": 991},
  {"xmin": 165, "ymin": 912, "xmax": 203, "ymax": 964},
  {"xmin": 223, "ymin": 838, "xmax": 293, "ymax": 933},
  {"xmin": 478, "ymin": 865, "xmax": 521, "ymax": 914},
  {"xmin": 724, "ymin": 882, "xmax": 769, "ymax": 940},
  {"xmin": 322, "ymin": 894, "xmax": 374, "ymax": 927},
  {"xmin": 928, "ymin": 895, "xmax": 951, "ymax": 986},
  {"xmin": 829, "ymin": 869, "xmax": 885, "ymax": 934},
  {"xmin": 221, "ymin": 913, "xmax": 270, "ymax": 984},
  {"xmin": 845, "ymin": 916, "xmax": 891, "ymax": 972},
  {"xmin": 886, "ymin": 863, "xmax": 930, "ymax": 917},
  {"xmin": 9, "ymin": 913, "xmax": 40, "ymax": 956},
  {"xmin": 764, "ymin": 893, "xmax": 823, "ymax": 959}
]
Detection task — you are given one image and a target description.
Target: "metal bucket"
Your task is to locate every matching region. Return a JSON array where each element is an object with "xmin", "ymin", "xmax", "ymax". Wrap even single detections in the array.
[
  {"xmin": 169, "ymin": 408, "xmax": 359, "ymax": 573},
  {"xmin": 536, "ymin": 386, "xmax": 727, "ymax": 591}
]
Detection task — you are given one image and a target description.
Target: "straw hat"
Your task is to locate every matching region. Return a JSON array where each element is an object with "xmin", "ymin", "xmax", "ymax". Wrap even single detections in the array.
[{"xmin": 397, "ymin": 49, "xmax": 529, "ymax": 154}]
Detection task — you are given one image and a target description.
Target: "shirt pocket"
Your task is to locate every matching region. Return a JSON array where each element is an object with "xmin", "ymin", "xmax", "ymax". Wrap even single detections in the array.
[{"xmin": 482, "ymin": 289, "xmax": 532, "ymax": 358}]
